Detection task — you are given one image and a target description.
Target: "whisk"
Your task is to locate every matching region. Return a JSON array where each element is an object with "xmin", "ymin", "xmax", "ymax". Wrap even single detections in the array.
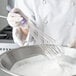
[
  {"xmin": 0, "ymin": 14, "xmax": 63, "ymax": 58},
  {"xmin": 29, "ymin": 20, "xmax": 64, "ymax": 58}
]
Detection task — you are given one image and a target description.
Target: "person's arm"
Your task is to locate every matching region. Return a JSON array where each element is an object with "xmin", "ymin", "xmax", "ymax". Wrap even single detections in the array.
[
  {"xmin": 7, "ymin": 8, "xmax": 29, "ymax": 46},
  {"xmin": 7, "ymin": 0, "xmax": 35, "ymax": 46}
]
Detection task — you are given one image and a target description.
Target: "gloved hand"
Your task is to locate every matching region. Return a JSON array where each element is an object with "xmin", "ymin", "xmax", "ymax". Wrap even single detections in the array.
[{"xmin": 7, "ymin": 8, "xmax": 29, "ymax": 46}]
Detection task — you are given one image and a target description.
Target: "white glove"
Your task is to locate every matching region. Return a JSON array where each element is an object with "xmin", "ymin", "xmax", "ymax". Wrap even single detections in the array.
[{"xmin": 7, "ymin": 8, "xmax": 29, "ymax": 46}]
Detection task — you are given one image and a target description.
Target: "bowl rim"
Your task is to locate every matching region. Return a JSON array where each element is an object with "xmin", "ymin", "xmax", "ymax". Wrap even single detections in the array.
[
  {"xmin": 0, "ymin": 45, "xmax": 37, "ymax": 76},
  {"xmin": 0, "ymin": 44, "xmax": 43, "ymax": 76},
  {"xmin": 0, "ymin": 44, "xmax": 76, "ymax": 76}
]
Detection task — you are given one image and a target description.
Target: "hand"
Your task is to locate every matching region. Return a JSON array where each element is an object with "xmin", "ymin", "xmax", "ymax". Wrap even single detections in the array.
[
  {"xmin": 13, "ymin": 27, "xmax": 29, "ymax": 46},
  {"xmin": 7, "ymin": 8, "xmax": 29, "ymax": 46},
  {"xmin": 69, "ymin": 40, "xmax": 76, "ymax": 48},
  {"xmin": 7, "ymin": 8, "xmax": 25, "ymax": 27}
]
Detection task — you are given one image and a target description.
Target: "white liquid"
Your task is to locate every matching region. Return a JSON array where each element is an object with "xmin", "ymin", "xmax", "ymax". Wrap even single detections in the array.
[{"xmin": 10, "ymin": 55, "xmax": 71, "ymax": 76}]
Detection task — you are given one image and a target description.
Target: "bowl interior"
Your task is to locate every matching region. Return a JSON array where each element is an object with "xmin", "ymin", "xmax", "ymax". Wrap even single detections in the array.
[{"xmin": 0, "ymin": 45, "xmax": 43, "ymax": 71}]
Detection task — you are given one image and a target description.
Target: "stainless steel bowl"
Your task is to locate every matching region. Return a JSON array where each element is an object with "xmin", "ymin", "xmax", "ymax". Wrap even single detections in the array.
[
  {"xmin": 0, "ymin": 45, "xmax": 43, "ymax": 76},
  {"xmin": 0, "ymin": 45, "xmax": 76, "ymax": 76}
]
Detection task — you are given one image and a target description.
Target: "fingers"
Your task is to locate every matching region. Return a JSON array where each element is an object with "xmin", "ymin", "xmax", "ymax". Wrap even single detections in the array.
[
  {"xmin": 20, "ymin": 26, "xmax": 29, "ymax": 36},
  {"xmin": 8, "ymin": 12, "xmax": 23, "ymax": 22},
  {"xmin": 7, "ymin": 8, "xmax": 24, "ymax": 27},
  {"xmin": 69, "ymin": 40, "xmax": 76, "ymax": 48},
  {"xmin": 7, "ymin": 8, "xmax": 28, "ymax": 27},
  {"xmin": 7, "ymin": 13, "xmax": 23, "ymax": 27},
  {"xmin": 13, "ymin": 27, "xmax": 29, "ymax": 46}
]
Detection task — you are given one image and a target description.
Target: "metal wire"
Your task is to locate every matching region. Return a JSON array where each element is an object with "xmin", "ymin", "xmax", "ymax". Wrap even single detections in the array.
[
  {"xmin": 0, "ymin": 14, "xmax": 63, "ymax": 58},
  {"xmin": 29, "ymin": 20, "xmax": 63, "ymax": 58}
]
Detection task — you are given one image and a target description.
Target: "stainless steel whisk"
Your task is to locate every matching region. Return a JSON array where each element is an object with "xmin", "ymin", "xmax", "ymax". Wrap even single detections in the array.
[
  {"xmin": 0, "ymin": 14, "xmax": 63, "ymax": 58},
  {"xmin": 29, "ymin": 20, "xmax": 63, "ymax": 58}
]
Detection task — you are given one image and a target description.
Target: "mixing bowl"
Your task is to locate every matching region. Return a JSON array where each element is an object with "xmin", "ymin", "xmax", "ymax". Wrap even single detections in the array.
[
  {"xmin": 0, "ymin": 45, "xmax": 43, "ymax": 76},
  {"xmin": 0, "ymin": 45, "xmax": 76, "ymax": 76}
]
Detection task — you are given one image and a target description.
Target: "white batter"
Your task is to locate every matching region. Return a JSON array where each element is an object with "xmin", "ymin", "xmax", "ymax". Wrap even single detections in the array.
[{"xmin": 10, "ymin": 55, "xmax": 71, "ymax": 76}]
